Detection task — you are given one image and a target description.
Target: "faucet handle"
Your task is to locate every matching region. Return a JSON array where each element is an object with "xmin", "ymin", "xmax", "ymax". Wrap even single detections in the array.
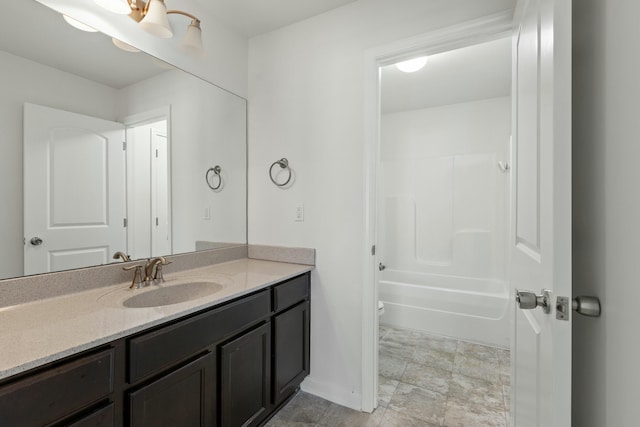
[{"xmin": 123, "ymin": 264, "xmax": 145, "ymax": 289}]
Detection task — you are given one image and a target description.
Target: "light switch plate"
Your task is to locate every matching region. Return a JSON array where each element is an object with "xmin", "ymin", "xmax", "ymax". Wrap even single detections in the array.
[{"xmin": 295, "ymin": 203, "xmax": 304, "ymax": 222}]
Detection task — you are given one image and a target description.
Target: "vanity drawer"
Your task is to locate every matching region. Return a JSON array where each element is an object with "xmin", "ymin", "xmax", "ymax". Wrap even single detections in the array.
[
  {"xmin": 128, "ymin": 290, "xmax": 270, "ymax": 383},
  {"xmin": 273, "ymin": 274, "xmax": 310, "ymax": 313},
  {"xmin": 0, "ymin": 348, "xmax": 114, "ymax": 427}
]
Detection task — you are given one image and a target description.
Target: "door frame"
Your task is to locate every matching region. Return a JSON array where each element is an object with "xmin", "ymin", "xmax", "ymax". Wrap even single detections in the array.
[
  {"xmin": 361, "ymin": 11, "xmax": 514, "ymax": 412},
  {"xmin": 121, "ymin": 106, "xmax": 173, "ymax": 259}
]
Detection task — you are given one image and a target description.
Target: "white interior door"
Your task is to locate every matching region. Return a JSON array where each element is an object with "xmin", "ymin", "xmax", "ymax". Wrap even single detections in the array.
[
  {"xmin": 510, "ymin": 0, "xmax": 572, "ymax": 426},
  {"xmin": 151, "ymin": 128, "xmax": 171, "ymax": 256},
  {"xmin": 24, "ymin": 103, "xmax": 126, "ymax": 275}
]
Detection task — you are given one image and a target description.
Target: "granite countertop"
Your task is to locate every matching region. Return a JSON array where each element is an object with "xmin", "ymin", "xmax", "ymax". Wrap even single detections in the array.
[{"xmin": 0, "ymin": 258, "xmax": 313, "ymax": 380}]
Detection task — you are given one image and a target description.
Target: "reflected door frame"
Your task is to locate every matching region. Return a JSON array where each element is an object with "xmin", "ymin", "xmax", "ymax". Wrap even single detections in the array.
[
  {"xmin": 122, "ymin": 106, "xmax": 173, "ymax": 260},
  {"xmin": 361, "ymin": 11, "xmax": 514, "ymax": 412}
]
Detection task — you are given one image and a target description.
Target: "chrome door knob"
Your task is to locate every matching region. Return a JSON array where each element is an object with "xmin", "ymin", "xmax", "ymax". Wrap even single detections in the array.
[
  {"xmin": 516, "ymin": 289, "xmax": 551, "ymax": 314},
  {"xmin": 30, "ymin": 237, "xmax": 43, "ymax": 246},
  {"xmin": 573, "ymin": 296, "xmax": 601, "ymax": 317}
]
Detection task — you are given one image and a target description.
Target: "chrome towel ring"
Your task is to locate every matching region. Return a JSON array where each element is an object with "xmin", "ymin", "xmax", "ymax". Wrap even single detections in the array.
[
  {"xmin": 269, "ymin": 158, "xmax": 292, "ymax": 187},
  {"xmin": 206, "ymin": 165, "xmax": 222, "ymax": 190}
]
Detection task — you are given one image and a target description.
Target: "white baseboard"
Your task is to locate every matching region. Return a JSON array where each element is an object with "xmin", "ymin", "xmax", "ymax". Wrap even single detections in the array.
[{"xmin": 300, "ymin": 376, "xmax": 362, "ymax": 411}]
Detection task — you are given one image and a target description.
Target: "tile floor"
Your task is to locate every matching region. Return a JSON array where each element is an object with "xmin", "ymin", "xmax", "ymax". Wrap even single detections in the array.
[{"xmin": 265, "ymin": 325, "xmax": 510, "ymax": 427}]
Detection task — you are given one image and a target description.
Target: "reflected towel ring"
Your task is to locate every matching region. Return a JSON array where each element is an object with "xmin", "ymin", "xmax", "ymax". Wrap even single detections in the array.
[
  {"xmin": 206, "ymin": 165, "xmax": 222, "ymax": 190},
  {"xmin": 269, "ymin": 158, "xmax": 291, "ymax": 187}
]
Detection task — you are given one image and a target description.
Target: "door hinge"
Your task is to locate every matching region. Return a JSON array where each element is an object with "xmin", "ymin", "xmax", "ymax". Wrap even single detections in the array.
[
  {"xmin": 156, "ymin": 149, "xmax": 159, "ymax": 158},
  {"xmin": 156, "ymin": 217, "xmax": 159, "ymax": 226},
  {"xmin": 123, "ymin": 218, "xmax": 128, "ymax": 228},
  {"xmin": 371, "ymin": 245, "xmax": 376, "ymax": 256},
  {"xmin": 122, "ymin": 141, "xmax": 127, "ymax": 151}
]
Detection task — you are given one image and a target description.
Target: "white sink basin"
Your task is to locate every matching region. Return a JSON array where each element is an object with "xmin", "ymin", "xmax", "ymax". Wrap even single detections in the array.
[{"xmin": 122, "ymin": 281, "xmax": 224, "ymax": 308}]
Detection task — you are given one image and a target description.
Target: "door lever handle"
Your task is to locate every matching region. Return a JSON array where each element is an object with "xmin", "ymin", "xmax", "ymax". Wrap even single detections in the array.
[{"xmin": 516, "ymin": 289, "xmax": 551, "ymax": 314}]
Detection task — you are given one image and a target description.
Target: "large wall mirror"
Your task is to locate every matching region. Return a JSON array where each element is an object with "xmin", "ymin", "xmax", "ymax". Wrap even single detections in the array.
[{"xmin": 0, "ymin": 0, "xmax": 247, "ymax": 280}]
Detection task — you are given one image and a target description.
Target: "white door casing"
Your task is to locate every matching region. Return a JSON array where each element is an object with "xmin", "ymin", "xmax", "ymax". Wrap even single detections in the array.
[
  {"xmin": 23, "ymin": 103, "xmax": 126, "ymax": 275},
  {"xmin": 151, "ymin": 128, "xmax": 171, "ymax": 257},
  {"xmin": 510, "ymin": 0, "xmax": 572, "ymax": 426}
]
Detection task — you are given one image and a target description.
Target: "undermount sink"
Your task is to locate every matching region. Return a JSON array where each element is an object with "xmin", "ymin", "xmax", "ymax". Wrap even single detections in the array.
[{"xmin": 122, "ymin": 281, "xmax": 224, "ymax": 308}]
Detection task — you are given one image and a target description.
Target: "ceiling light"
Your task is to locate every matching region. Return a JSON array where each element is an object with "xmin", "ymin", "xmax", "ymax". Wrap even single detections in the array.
[
  {"xmin": 396, "ymin": 56, "xmax": 428, "ymax": 73},
  {"xmin": 63, "ymin": 15, "xmax": 98, "ymax": 32},
  {"xmin": 93, "ymin": 0, "xmax": 132, "ymax": 15},
  {"xmin": 112, "ymin": 38, "xmax": 141, "ymax": 52}
]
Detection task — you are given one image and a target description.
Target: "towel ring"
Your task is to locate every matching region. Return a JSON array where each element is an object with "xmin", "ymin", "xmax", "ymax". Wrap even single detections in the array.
[
  {"xmin": 269, "ymin": 158, "xmax": 292, "ymax": 187},
  {"xmin": 206, "ymin": 165, "xmax": 222, "ymax": 190}
]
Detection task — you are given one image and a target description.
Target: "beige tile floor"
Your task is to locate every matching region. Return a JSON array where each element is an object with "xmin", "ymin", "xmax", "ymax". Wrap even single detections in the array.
[{"xmin": 265, "ymin": 325, "xmax": 510, "ymax": 427}]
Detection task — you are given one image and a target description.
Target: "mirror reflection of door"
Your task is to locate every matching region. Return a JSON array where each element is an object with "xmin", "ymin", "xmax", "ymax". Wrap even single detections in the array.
[
  {"xmin": 23, "ymin": 103, "xmax": 126, "ymax": 275},
  {"xmin": 125, "ymin": 116, "xmax": 172, "ymax": 260}
]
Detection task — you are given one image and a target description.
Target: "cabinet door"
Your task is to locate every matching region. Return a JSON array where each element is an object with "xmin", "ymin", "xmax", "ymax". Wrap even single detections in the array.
[
  {"xmin": 273, "ymin": 301, "xmax": 310, "ymax": 405},
  {"xmin": 220, "ymin": 323, "xmax": 271, "ymax": 427},
  {"xmin": 128, "ymin": 352, "xmax": 215, "ymax": 427},
  {"xmin": 66, "ymin": 403, "xmax": 115, "ymax": 427}
]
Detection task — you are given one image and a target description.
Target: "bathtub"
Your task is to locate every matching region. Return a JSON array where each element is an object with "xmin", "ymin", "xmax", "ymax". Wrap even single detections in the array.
[{"xmin": 378, "ymin": 270, "xmax": 511, "ymax": 348}]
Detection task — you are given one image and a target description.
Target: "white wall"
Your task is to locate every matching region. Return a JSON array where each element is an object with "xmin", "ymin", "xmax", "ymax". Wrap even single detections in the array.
[
  {"xmin": 117, "ymin": 70, "xmax": 247, "ymax": 254},
  {"xmin": 36, "ymin": 0, "xmax": 248, "ymax": 98},
  {"xmin": 248, "ymin": 0, "xmax": 516, "ymax": 408},
  {"xmin": 572, "ymin": 1, "xmax": 639, "ymax": 426},
  {"xmin": 0, "ymin": 51, "xmax": 117, "ymax": 279},
  {"xmin": 380, "ymin": 97, "xmax": 510, "ymax": 280}
]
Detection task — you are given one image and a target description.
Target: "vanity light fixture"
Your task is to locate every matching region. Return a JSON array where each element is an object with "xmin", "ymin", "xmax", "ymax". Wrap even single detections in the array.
[
  {"xmin": 93, "ymin": 0, "xmax": 132, "ymax": 15},
  {"xmin": 94, "ymin": 0, "xmax": 204, "ymax": 56},
  {"xmin": 395, "ymin": 56, "xmax": 428, "ymax": 73}
]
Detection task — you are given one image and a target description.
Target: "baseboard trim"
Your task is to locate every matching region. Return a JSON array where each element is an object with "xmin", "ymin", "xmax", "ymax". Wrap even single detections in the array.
[{"xmin": 300, "ymin": 376, "xmax": 362, "ymax": 411}]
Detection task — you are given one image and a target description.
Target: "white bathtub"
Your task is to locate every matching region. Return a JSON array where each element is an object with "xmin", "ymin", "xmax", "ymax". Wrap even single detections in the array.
[{"xmin": 379, "ymin": 270, "xmax": 511, "ymax": 348}]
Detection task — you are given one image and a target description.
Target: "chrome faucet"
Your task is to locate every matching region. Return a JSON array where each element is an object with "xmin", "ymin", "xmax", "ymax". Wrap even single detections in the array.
[{"xmin": 144, "ymin": 257, "xmax": 171, "ymax": 284}]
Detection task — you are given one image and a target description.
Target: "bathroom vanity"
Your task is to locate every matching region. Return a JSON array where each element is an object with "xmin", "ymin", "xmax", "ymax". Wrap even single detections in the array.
[{"xmin": 0, "ymin": 259, "xmax": 311, "ymax": 427}]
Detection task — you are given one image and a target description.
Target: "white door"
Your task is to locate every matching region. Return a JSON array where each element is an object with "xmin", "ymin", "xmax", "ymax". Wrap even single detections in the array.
[
  {"xmin": 510, "ymin": 0, "xmax": 572, "ymax": 426},
  {"xmin": 151, "ymin": 128, "xmax": 171, "ymax": 256},
  {"xmin": 24, "ymin": 103, "xmax": 126, "ymax": 275}
]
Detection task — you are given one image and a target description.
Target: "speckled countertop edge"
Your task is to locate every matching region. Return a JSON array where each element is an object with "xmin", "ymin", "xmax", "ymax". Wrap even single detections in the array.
[{"xmin": 0, "ymin": 258, "xmax": 313, "ymax": 380}]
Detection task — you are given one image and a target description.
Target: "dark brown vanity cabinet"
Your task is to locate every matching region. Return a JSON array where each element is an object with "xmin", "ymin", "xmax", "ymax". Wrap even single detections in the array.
[
  {"xmin": 272, "ymin": 275, "xmax": 311, "ymax": 406},
  {"xmin": 0, "ymin": 272, "xmax": 310, "ymax": 427},
  {"xmin": 220, "ymin": 323, "xmax": 271, "ymax": 427},
  {"xmin": 0, "ymin": 349, "xmax": 116, "ymax": 427},
  {"xmin": 128, "ymin": 352, "xmax": 216, "ymax": 427}
]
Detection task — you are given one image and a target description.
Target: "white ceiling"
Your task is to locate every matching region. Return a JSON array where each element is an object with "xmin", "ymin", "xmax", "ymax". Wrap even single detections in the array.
[
  {"xmin": 193, "ymin": 0, "xmax": 358, "ymax": 37},
  {"xmin": 3, "ymin": 0, "xmax": 509, "ymax": 103},
  {"xmin": 381, "ymin": 38, "xmax": 512, "ymax": 114}
]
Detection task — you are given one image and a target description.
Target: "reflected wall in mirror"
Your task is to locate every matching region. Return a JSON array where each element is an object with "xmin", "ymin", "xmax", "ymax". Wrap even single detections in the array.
[{"xmin": 0, "ymin": 0, "xmax": 247, "ymax": 280}]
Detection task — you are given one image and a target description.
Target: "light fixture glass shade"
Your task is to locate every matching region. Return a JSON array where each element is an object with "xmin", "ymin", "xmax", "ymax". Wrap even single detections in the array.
[
  {"xmin": 139, "ymin": 0, "xmax": 173, "ymax": 38},
  {"xmin": 63, "ymin": 15, "xmax": 98, "ymax": 32},
  {"xmin": 93, "ymin": 0, "xmax": 131, "ymax": 15},
  {"xmin": 181, "ymin": 20, "xmax": 204, "ymax": 57},
  {"xmin": 396, "ymin": 56, "xmax": 428, "ymax": 73},
  {"xmin": 112, "ymin": 38, "xmax": 141, "ymax": 53}
]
